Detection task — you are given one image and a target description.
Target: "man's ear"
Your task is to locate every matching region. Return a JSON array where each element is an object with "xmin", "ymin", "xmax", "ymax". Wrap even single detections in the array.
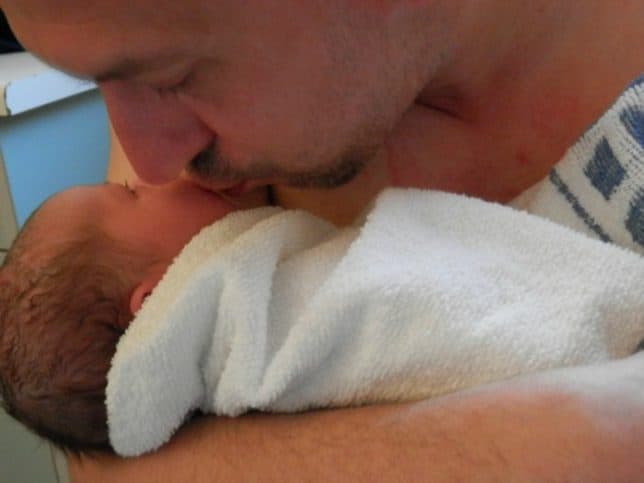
[{"xmin": 129, "ymin": 265, "xmax": 166, "ymax": 315}]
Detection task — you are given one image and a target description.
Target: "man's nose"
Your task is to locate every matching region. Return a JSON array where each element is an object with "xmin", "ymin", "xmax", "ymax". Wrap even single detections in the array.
[{"xmin": 99, "ymin": 80, "xmax": 213, "ymax": 184}]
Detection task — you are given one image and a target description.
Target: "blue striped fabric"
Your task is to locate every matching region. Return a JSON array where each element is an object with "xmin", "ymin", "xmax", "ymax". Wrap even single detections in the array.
[{"xmin": 546, "ymin": 75, "xmax": 644, "ymax": 253}]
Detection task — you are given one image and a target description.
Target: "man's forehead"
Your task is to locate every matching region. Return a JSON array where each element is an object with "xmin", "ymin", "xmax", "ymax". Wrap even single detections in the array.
[
  {"xmin": 2, "ymin": 0, "xmax": 206, "ymax": 80},
  {"xmin": 2, "ymin": 0, "xmax": 232, "ymax": 27},
  {"xmin": 4, "ymin": 0, "xmax": 237, "ymax": 79},
  {"xmin": 3, "ymin": 0, "xmax": 168, "ymax": 19},
  {"xmin": 2, "ymin": 0, "xmax": 116, "ymax": 23}
]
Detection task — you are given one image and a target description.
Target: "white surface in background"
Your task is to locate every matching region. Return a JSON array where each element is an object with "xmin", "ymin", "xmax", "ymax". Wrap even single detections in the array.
[{"xmin": 0, "ymin": 52, "xmax": 95, "ymax": 116}]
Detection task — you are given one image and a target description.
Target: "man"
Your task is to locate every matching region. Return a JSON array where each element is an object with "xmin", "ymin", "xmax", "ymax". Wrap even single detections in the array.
[{"xmin": 2, "ymin": 0, "xmax": 643, "ymax": 480}]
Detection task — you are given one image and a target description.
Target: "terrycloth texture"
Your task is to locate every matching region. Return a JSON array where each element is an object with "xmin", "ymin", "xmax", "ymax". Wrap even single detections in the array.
[
  {"xmin": 512, "ymin": 75, "xmax": 644, "ymax": 254},
  {"xmin": 107, "ymin": 188, "xmax": 644, "ymax": 457}
]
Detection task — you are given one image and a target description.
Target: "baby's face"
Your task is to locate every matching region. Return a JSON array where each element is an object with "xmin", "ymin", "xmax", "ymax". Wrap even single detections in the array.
[{"xmin": 45, "ymin": 179, "xmax": 267, "ymax": 264}]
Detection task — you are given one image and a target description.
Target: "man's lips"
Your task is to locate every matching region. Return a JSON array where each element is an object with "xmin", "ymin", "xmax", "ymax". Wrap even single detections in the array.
[
  {"xmin": 186, "ymin": 174, "xmax": 277, "ymax": 196},
  {"xmin": 183, "ymin": 174, "xmax": 247, "ymax": 195},
  {"xmin": 220, "ymin": 181, "xmax": 248, "ymax": 197}
]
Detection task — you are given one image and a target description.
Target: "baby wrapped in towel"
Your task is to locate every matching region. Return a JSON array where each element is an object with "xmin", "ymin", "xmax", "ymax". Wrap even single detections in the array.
[
  {"xmin": 1, "ymin": 78, "xmax": 644, "ymax": 457},
  {"xmin": 107, "ymin": 187, "xmax": 644, "ymax": 456},
  {"xmin": 109, "ymin": 74, "xmax": 644, "ymax": 456}
]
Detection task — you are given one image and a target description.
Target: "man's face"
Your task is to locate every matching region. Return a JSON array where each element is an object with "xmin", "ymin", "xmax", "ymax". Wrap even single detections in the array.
[{"xmin": 3, "ymin": 0, "xmax": 434, "ymax": 190}]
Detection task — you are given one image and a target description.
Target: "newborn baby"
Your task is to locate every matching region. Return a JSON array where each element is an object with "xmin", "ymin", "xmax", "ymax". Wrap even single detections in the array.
[
  {"xmin": 3, "ymin": 178, "xmax": 644, "ymax": 457},
  {"xmin": 0, "ymin": 179, "xmax": 266, "ymax": 451}
]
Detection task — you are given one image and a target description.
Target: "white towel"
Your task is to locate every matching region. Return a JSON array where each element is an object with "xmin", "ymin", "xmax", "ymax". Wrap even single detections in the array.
[{"xmin": 106, "ymin": 189, "xmax": 644, "ymax": 457}]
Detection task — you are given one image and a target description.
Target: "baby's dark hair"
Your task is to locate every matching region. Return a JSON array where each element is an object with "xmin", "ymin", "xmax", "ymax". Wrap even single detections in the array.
[{"xmin": 0, "ymin": 205, "xmax": 157, "ymax": 454}]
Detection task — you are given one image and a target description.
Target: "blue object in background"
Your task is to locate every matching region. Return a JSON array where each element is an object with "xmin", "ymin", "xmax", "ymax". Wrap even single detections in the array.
[{"xmin": 0, "ymin": 90, "xmax": 109, "ymax": 227}]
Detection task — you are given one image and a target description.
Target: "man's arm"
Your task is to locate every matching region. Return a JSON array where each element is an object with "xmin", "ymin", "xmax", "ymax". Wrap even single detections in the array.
[{"xmin": 68, "ymin": 353, "xmax": 644, "ymax": 482}]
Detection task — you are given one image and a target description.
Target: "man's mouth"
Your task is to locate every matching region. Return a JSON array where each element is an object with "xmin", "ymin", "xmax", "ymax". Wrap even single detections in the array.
[
  {"xmin": 219, "ymin": 181, "xmax": 248, "ymax": 197},
  {"xmin": 184, "ymin": 171, "xmax": 277, "ymax": 197},
  {"xmin": 183, "ymin": 172, "xmax": 247, "ymax": 195}
]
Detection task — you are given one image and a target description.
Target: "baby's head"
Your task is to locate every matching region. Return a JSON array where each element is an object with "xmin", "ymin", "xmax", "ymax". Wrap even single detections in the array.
[{"xmin": 0, "ymin": 179, "xmax": 265, "ymax": 452}]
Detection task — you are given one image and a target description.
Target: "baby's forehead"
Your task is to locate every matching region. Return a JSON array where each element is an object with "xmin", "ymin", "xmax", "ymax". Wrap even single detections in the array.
[
  {"xmin": 41, "ymin": 185, "xmax": 103, "ymax": 223},
  {"xmin": 23, "ymin": 187, "xmax": 102, "ymax": 250}
]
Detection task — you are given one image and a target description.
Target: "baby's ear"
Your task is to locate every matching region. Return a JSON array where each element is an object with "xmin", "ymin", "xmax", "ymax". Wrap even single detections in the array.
[{"xmin": 129, "ymin": 265, "xmax": 166, "ymax": 316}]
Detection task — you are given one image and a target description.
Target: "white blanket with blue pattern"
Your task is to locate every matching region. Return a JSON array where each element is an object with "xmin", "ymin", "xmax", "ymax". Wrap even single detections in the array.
[{"xmin": 513, "ymin": 75, "xmax": 644, "ymax": 254}]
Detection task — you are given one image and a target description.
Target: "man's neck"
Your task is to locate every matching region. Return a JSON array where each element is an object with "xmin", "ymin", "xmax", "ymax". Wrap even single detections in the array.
[
  {"xmin": 276, "ymin": 0, "xmax": 644, "ymax": 225},
  {"xmin": 397, "ymin": 0, "xmax": 644, "ymax": 201},
  {"xmin": 424, "ymin": 0, "xmax": 643, "ymax": 112}
]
